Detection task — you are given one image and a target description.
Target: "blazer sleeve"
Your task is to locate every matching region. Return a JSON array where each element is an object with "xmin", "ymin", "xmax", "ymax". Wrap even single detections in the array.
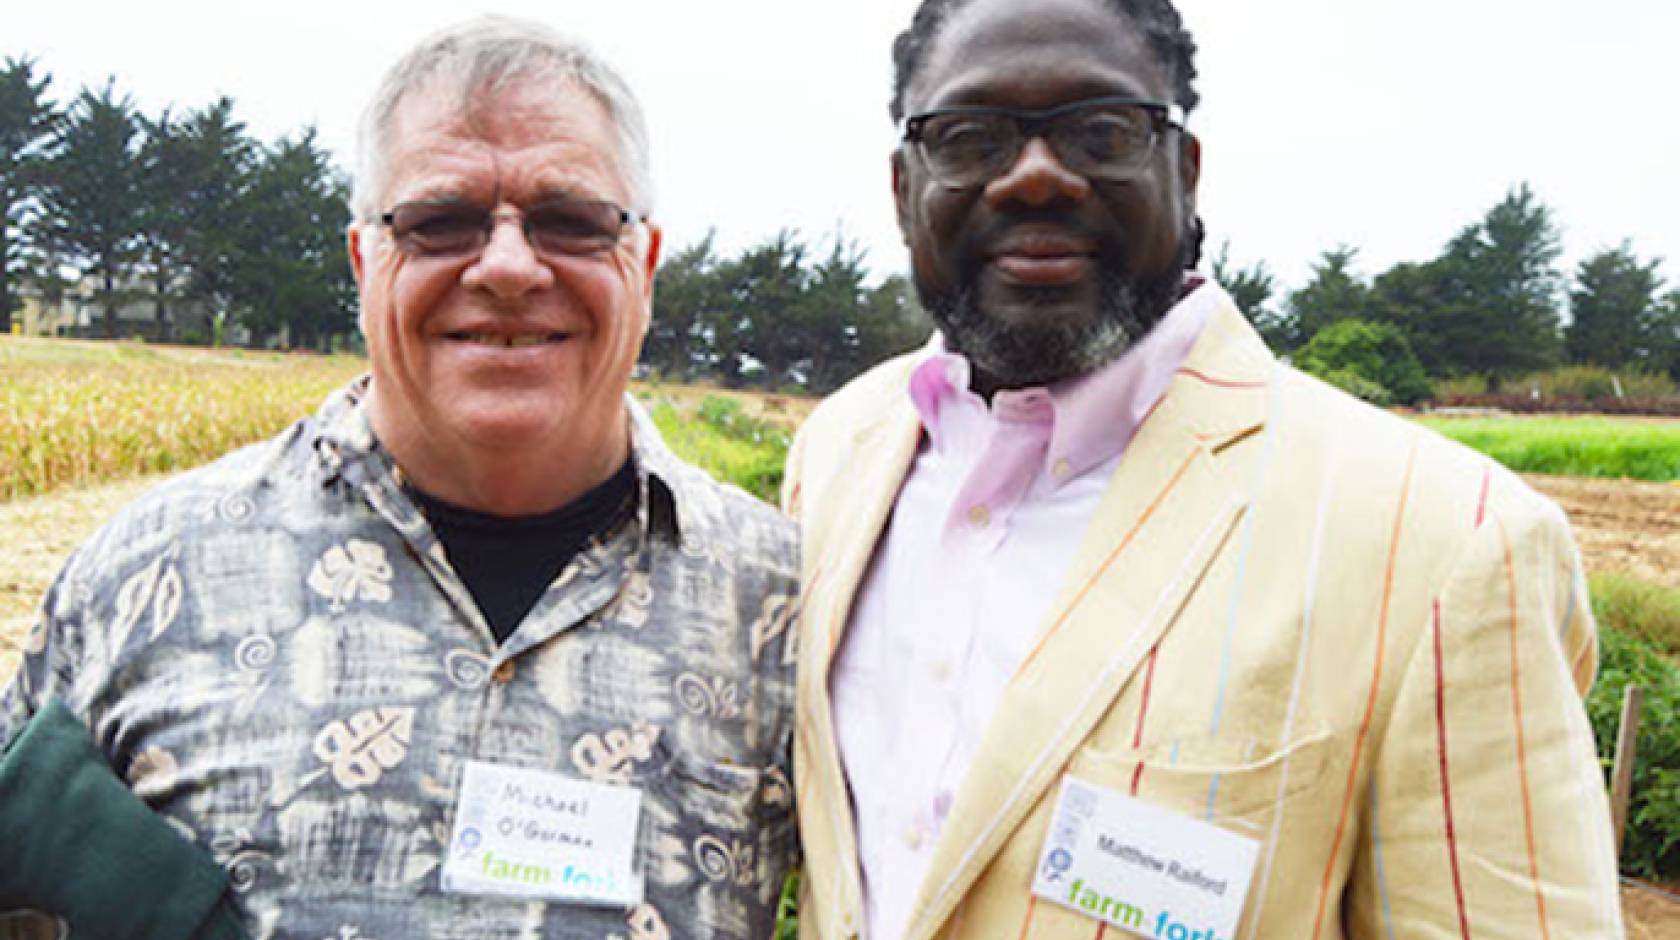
[{"xmin": 1343, "ymin": 491, "xmax": 1622, "ymax": 938}]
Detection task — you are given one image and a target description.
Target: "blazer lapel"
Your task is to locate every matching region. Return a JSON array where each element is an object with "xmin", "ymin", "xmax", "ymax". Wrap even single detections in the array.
[{"xmin": 903, "ymin": 296, "xmax": 1275, "ymax": 939}]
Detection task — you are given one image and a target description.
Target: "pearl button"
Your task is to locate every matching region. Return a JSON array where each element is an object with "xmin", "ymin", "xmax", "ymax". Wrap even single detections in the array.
[{"xmin": 903, "ymin": 823, "xmax": 925, "ymax": 850}]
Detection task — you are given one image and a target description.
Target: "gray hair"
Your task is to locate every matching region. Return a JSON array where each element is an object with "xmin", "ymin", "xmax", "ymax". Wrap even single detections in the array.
[{"xmin": 351, "ymin": 15, "xmax": 653, "ymax": 221}]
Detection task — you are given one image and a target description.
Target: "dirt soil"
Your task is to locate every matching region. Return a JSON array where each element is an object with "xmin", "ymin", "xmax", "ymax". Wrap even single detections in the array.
[
  {"xmin": 1525, "ymin": 473, "xmax": 1680, "ymax": 590},
  {"xmin": 1, "ymin": 470, "xmax": 1677, "ymax": 931}
]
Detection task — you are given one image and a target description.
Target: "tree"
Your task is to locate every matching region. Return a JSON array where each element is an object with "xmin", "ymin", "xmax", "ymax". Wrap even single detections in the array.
[
  {"xmin": 37, "ymin": 80, "xmax": 144, "ymax": 338},
  {"xmin": 1210, "ymin": 241, "xmax": 1281, "ymax": 349},
  {"xmin": 137, "ymin": 97, "xmax": 255, "ymax": 341},
  {"xmin": 1648, "ymin": 289, "xmax": 1680, "ymax": 380},
  {"xmin": 708, "ymin": 231, "xmax": 806, "ymax": 387},
  {"xmin": 1445, "ymin": 183, "xmax": 1564, "ymax": 379},
  {"xmin": 0, "ymin": 57, "xmax": 58, "ymax": 332},
  {"xmin": 1370, "ymin": 185, "xmax": 1564, "ymax": 382},
  {"xmin": 226, "ymin": 130, "xmax": 354, "ymax": 349},
  {"xmin": 1566, "ymin": 244, "xmax": 1665, "ymax": 368},
  {"xmin": 647, "ymin": 234, "xmax": 722, "ymax": 381},
  {"xmin": 853, "ymin": 273, "xmax": 929, "ymax": 376},
  {"xmin": 1367, "ymin": 257, "xmax": 1462, "ymax": 377},
  {"xmin": 794, "ymin": 238, "xmax": 873, "ymax": 393},
  {"xmin": 1284, "ymin": 246, "xmax": 1368, "ymax": 352}
]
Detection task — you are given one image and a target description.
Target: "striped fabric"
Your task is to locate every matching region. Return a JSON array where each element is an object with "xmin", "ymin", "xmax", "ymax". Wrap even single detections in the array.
[{"xmin": 782, "ymin": 287, "xmax": 1623, "ymax": 940}]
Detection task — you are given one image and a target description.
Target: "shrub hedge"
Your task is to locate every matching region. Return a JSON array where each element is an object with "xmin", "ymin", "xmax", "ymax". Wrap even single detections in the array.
[{"xmin": 1587, "ymin": 573, "xmax": 1680, "ymax": 881}]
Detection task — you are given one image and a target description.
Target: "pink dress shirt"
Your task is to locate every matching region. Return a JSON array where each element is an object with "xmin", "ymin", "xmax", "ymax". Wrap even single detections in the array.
[{"xmin": 830, "ymin": 279, "xmax": 1217, "ymax": 940}]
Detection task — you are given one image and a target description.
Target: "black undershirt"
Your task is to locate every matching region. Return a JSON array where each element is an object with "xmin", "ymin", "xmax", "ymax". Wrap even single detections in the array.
[{"xmin": 407, "ymin": 459, "xmax": 638, "ymax": 645}]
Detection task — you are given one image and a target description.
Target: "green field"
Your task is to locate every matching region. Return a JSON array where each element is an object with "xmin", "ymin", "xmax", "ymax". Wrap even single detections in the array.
[{"xmin": 1415, "ymin": 415, "xmax": 1680, "ymax": 481}]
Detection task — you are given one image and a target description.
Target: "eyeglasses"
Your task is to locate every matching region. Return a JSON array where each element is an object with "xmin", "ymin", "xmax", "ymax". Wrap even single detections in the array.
[
  {"xmin": 378, "ymin": 196, "xmax": 641, "ymax": 259},
  {"xmin": 902, "ymin": 96, "xmax": 1181, "ymax": 189}
]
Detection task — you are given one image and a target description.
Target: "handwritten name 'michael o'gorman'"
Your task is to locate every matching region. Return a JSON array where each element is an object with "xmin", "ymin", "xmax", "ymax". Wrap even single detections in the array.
[
  {"xmin": 497, "ymin": 782, "xmax": 594, "ymax": 850},
  {"xmin": 1096, "ymin": 834, "xmax": 1229, "ymax": 897}
]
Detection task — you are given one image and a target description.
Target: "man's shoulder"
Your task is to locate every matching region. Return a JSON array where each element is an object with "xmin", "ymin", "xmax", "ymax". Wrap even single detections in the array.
[
  {"xmin": 1272, "ymin": 362, "xmax": 1567, "ymax": 532},
  {"xmin": 799, "ymin": 352, "xmax": 921, "ymax": 442},
  {"xmin": 62, "ymin": 418, "xmax": 318, "ymax": 579}
]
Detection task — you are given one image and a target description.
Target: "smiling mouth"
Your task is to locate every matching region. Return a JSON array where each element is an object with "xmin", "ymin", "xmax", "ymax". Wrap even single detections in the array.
[{"xmin": 445, "ymin": 332, "xmax": 569, "ymax": 348}]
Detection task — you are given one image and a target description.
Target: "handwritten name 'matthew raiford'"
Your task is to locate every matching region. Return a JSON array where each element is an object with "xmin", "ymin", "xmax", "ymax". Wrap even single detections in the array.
[{"xmin": 1096, "ymin": 834, "xmax": 1229, "ymax": 897}]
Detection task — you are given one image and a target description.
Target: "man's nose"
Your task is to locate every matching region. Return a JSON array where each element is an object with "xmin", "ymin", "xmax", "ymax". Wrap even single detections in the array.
[
  {"xmin": 462, "ymin": 212, "xmax": 555, "ymax": 299},
  {"xmin": 983, "ymin": 137, "xmax": 1091, "ymax": 208}
]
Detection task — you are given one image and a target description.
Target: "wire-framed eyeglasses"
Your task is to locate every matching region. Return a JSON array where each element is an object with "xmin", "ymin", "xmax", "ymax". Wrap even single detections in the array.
[{"xmin": 378, "ymin": 196, "xmax": 642, "ymax": 259}]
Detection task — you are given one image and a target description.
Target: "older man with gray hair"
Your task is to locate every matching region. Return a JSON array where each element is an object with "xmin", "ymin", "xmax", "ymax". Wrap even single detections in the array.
[{"xmin": 0, "ymin": 16, "xmax": 798, "ymax": 939}]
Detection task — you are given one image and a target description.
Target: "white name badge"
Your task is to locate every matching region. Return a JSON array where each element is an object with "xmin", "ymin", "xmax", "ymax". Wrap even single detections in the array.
[
  {"xmin": 442, "ymin": 760, "xmax": 644, "ymax": 907},
  {"xmin": 1032, "ymin": 776, "xmax": 1260, "ymax": 940}
]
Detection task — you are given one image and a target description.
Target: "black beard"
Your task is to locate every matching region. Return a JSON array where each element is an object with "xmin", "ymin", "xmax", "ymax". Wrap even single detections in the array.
[{"xmin": 916, "ymin": 246, "xmax": 1188, "ymax": 389}]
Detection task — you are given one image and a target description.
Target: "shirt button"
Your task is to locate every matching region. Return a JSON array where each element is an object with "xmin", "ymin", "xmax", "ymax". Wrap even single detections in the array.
[
  {"xmin": 1053, "ymin": 458, "xmax": 1073, "ymax": 479},
  {"xmin": 928, "ymin": 659, "xmax": 952, "ymax": 682},
  {"xmin": 903, "ymin": 823, "xmax": 925, "ymax": 851},
  {"xmin": 967, "ymin": 504, "xmax": 992, "ymax": 528},
  {"xmin": 491, "ymin": 661, "xmax": 516, "ymax": 684}
]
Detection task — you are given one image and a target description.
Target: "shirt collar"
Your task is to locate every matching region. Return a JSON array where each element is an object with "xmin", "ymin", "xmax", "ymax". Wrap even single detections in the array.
[
  {"xmin": 312, "ymin": 377, "xmax": 688, "ymax": 543},
  {"xmin": 908, "ymin": 274, "xmax": 1218, "ymax": 485}
]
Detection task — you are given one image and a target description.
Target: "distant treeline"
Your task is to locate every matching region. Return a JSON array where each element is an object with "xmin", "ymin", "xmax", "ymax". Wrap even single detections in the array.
[
  {"xmin": 4, "ymin": 55, "xmax": 1675, "ymax": 401},
  {"xmin": 1, "ymin": 58, "xmax": 354, "ymax": 350},
  {"xmin": 1214, "ymin": 184, "xmax": 1679, "ymax": 405}
]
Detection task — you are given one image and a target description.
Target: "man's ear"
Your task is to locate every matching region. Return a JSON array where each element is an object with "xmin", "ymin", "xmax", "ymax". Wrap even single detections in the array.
[
  {"xmin": 1178, "ymin": 130, "xmax": 1202, "ymax": 209},
  {"xmin": 639, "ymin": 221, "xmax": 664, "ymax": 304},
  {"xmin": 891, "ymin": 148, "xmax": 913, "ymax": 244},
  {"xmin": 348, "ymin": 223, "xmax": 366, "ymax": 289}
]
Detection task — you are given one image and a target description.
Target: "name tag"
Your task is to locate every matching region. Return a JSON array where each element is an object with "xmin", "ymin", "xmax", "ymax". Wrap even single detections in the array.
[
  {"xmin": 1032, "ymin": 776, "xmax": 1260, "ymax": 939},
  {"xmin": 442, "ymin": 760, "xmax": 644, "ymax": 907}
]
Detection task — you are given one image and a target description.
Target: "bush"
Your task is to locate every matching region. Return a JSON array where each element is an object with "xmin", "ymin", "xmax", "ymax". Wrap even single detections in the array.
[
  {"xmin": 1591, "ymin": 573, "xmax": 1680, "ymax": 658},
  {"xmin": 1434, "ymin": 367, "xmax": 1680, "ymax": 415},
  {"xmin": 647, "ymin": 398, "xmax": 790, "ymax": 503},
  {"xmin": 1297, "ymin": 320, "xmax": 1433, "ymax": 406},
  {"xmin": 1318, "ymin": 368, "xmax": 1393, "ymax": 407},
  {"xmin": 1585, "ymin": 621, "xmax": 1680, "ymax": 880},
  {"xmin": 1533, "ymin": 366, "xmax": 1676, "ymax": 402}
]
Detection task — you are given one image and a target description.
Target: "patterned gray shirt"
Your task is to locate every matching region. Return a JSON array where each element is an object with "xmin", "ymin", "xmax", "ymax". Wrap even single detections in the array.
[{"xmin": 0, "ymin": 380, "xmax": 800, "ymax": 940}]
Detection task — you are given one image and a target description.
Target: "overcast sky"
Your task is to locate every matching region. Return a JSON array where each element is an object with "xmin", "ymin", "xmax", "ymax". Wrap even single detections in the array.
[{"xmin": 5, "ymin": 0, "xmax": 1677, "ymax": 297}]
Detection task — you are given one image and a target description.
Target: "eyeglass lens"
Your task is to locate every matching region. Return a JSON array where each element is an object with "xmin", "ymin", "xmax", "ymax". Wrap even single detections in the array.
[
  {"xmin": 386, "ymin": 199, "xmax": 627, "ymax": 257},
  {"xmin": 918, "ymin": 102, "xmax": 1159, "ymax": 187}
]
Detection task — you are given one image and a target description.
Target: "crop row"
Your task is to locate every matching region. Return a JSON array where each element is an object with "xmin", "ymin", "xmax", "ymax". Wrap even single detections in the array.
[
  {"xmin": 1415, "ymin": 415, "xmax": 1680, "ymax": 481},
  {"xmin": 1, "ymin": 351, "xmax": 363, "ymax": 501}
]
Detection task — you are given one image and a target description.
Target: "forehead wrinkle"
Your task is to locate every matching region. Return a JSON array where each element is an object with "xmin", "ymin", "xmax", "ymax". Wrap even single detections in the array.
[{"xmin": 387, "ymin": 86, "xmax": 628, "ymax": 209}]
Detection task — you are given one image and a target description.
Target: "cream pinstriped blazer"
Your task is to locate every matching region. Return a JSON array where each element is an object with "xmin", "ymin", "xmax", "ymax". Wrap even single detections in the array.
[{"xmin": 782, "ymin": 289, "xmax": 1624, "ymax": 940}]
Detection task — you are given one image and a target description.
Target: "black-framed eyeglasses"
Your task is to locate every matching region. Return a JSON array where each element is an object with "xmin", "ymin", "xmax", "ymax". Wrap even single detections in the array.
[
  {"xmin": 379, "ymin": 196, "xmax": 642, "ymax": 259},
  {"xmin": 902, "ymin": 96, "xmax": 1182, "ymax": 189}
]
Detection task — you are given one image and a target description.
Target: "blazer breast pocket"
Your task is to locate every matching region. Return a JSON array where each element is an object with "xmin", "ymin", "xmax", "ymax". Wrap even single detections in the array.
[{"xmin": 1066, "ymin": 730, "xmax": 1333, "ymax": 840}]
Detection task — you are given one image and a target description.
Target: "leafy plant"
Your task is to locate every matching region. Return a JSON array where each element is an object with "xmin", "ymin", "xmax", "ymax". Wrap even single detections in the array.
[
  {"xmin": 1585, "ymin": 622, "xmax": 1680, "ymax": 880},
  {"xmin": 647, "ymin": 397, "xmax": 790, "ymax": 503},
  {"xmin": 1296, "ymin": 319, "xmax": 1433, "ymax": 405}
]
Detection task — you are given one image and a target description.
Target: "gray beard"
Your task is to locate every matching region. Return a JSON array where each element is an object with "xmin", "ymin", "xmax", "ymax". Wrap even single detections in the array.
[{"xmin": 918, "ymin": 263, "xmax": 1186, "ymax": 389}]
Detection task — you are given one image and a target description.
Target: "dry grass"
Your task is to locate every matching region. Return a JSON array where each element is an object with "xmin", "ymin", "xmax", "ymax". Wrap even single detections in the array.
[
  {"xmin": 0, "ymin": 474, "xmax": 164, "ymax": 678},
  {"xmin": 1, "ymin": 337, "xmax": 364, "ymax": 501}
]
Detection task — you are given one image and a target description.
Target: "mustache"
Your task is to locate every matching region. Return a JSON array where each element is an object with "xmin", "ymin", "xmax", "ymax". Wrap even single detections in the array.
[{"xmin": 955, "ymin": 210, "xmax": 1129, "ymax": 266}]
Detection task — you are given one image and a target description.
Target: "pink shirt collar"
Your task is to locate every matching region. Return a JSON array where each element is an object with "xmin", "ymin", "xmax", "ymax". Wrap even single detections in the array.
[{"xmin": 909, "ymin": 276, "xmax": 1216, "ymax": 487}]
